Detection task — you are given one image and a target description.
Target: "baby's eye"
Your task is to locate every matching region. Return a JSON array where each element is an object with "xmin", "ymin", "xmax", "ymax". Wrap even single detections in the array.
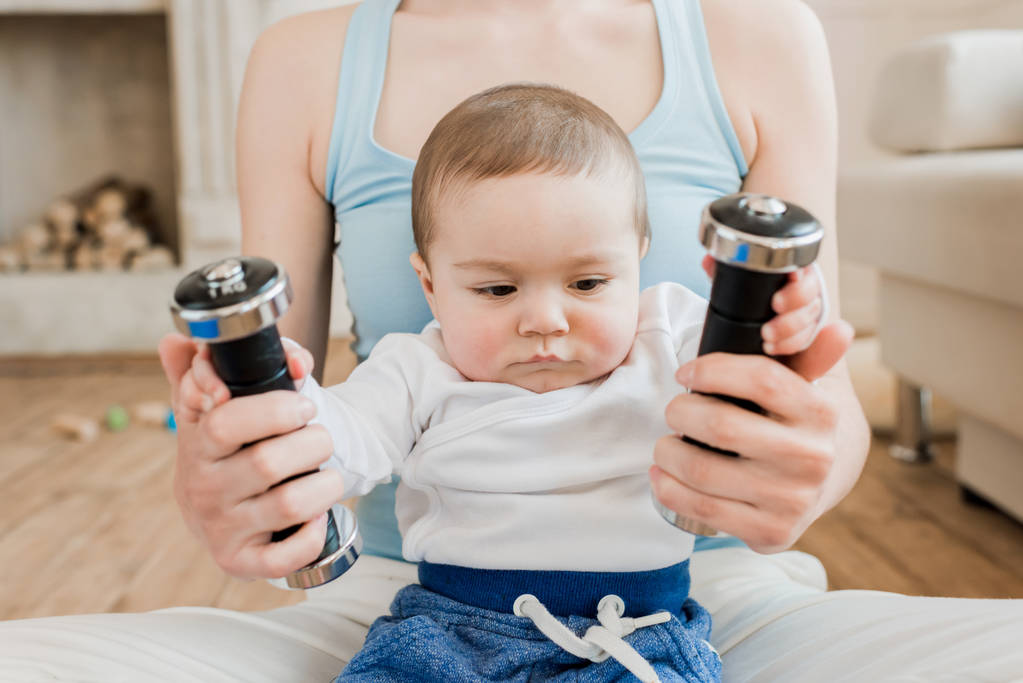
[
  {"xmin": 474, "ymin": 285, "xmax": 517, "ymax": 297},
  {"xmin": 573, "ymin": 278, "xmax": 609, "ymax": 292}
]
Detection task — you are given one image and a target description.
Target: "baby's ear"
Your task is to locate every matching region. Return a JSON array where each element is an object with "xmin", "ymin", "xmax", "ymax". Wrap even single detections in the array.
[{"xmin": 409, "ymin": 252, "xmax": 438, "ymax": 313}]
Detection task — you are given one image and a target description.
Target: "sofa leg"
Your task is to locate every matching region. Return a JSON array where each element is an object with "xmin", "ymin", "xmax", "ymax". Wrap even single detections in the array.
[{"xmin": 889, "ymin": 378, "xmax": 936, "ymax": 463}]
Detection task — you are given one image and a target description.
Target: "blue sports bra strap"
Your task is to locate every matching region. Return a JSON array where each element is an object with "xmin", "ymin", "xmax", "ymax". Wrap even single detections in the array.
[
  {"xmin": 325, "ymin": 0, "xmax": 403, "ymax": 204},
  {"xmin": 650, "ymin": 0, "xmax": 681, "ymax": 117},
  {"xmin": 675, "ymin": 0, "xmax": 749, "ymax": 177}
]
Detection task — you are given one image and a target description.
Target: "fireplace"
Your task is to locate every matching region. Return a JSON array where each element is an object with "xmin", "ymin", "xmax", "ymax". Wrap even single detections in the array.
[{"xmin": 0, "ymin": 0, "xmax": 351, "ymax": 354}]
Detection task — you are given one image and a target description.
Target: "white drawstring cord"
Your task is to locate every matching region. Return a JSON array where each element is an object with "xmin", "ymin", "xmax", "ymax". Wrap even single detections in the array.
[{"xmin": 513, "ymin": 594, "xmax": 671, "ymax": 683}]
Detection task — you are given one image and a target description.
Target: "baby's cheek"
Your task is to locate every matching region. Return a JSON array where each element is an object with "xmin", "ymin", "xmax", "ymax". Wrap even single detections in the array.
[
  {"xmin": 444, "ymin": 322, "xmax": 507, "ymax": 382},
  {"xmin": 588, "ymin": 314, "xmax": 636, "ymax": 372}
]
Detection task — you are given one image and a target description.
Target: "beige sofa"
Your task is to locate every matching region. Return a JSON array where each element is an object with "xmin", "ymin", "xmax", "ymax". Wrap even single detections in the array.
[{"xmin": 840, "ymin": 30, "xmax": 1023, "ymax": 521}]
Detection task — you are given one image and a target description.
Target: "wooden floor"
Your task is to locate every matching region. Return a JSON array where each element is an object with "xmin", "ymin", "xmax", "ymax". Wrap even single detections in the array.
[{"xmin": 1, "ymin": 345, "xmax": 1021, "ymax": 621}]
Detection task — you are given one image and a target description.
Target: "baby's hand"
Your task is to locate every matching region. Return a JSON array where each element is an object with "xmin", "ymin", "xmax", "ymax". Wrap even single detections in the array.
[
  {"xmin": 761, "ymin": 265, "xmax": 825, "ymax": 356},
  {"xmin": 700, "ymin": 254, "xmax": 826, "ymax": 357},
  {"xmin": 179, "ymin": 338, "xmax": 315, "ymax": 421}
]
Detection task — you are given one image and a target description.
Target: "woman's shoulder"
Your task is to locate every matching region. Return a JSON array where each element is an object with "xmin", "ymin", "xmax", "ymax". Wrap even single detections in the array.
[
  {"xmin": 701, "ymin": 0, "xmax": 830, "ymax": 95},
  {"xmin": 243, "ymin": 5, "xmax": 362, "ymax": 193},
  {"xmin": 253, "ymin": 4, "xmax": 360, "ymax": 59},
  {"xmin": 701, "ymin": 0, "xmax": 825, "ymax": 48},
  {"xmin": 699, "ymin": 0, "xmax": 831, "ymax": 164}
]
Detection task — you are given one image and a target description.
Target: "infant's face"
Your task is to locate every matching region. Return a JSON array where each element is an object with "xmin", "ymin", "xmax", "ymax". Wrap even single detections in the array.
[{"xmin": 416, "ymin": 171, "xmax": 645, "ymax": 393}]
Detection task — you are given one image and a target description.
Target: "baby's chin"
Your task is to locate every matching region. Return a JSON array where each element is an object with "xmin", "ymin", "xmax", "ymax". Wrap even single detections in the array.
[
  {"xmin": 511, "ymin": 374, "xmax": 576, "ymax": 394},
  {"xmin": 455, "ymin": 355, "xmax": 624, "ymax": 394},
  {"xmin": 504, "ymin": 365, "xmax": 611, "ymax": 394}
]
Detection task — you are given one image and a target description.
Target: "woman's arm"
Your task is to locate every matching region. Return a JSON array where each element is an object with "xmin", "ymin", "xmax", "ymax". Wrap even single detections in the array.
[
  {"xmin": 157, "ymin": 9, "xmax": 356, "ymax": 579},
  {"xmin": 727, "ymin": 0, "xmax": 869, "ymax": 516},
  {"xmin": 652, "ymin": 0, "xmax": 870, "ymax": 551},
  {"xmin": 238, "ymin": 8, "xmax": 355, "ymax": 379}
]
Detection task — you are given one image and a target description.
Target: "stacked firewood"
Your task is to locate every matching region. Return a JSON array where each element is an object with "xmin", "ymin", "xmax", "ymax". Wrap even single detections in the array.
[{"xmin": 0, "ymin": 176, "xmax": 175, "ymax": 273}]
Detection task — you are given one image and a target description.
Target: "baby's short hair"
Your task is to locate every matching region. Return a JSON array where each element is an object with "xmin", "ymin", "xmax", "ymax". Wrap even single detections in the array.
[{"xmin": 411, "ymin": 83, "xmax": 649, "ymax": 259}]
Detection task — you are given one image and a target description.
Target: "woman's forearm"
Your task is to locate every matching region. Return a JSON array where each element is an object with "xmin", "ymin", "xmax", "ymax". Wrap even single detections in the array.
[{"xmin": 815, "ymin": 361, "xmax": 871, "ymax": 517}]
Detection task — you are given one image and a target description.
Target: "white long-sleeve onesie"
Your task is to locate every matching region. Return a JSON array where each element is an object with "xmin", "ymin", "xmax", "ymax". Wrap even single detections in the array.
[{"xmin": 301, "ymin": 282, "xmax": 707, "ymax": 572}]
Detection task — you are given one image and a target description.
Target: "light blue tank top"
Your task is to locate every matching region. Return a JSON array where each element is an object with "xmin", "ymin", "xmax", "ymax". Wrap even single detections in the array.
[{"xmin": 325, "ymin": 0, "xmax": 748, "ymax": 558}]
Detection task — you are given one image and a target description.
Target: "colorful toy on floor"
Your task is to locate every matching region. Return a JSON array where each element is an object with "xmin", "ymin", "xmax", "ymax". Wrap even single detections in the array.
[
  {"xmin": 105, "ymin": 404, "xmax": 130, "ymax": 432},
  {"xmin": 51, "ymin": 413, "xmax": 100, "ymax": 442},
  {"xmin": 50, "ymin": 400, "xmax": 175, "ymax": 442},
  {"xmin": 130, "ymin": 400, "xmax": 173, "ymax": 428}
]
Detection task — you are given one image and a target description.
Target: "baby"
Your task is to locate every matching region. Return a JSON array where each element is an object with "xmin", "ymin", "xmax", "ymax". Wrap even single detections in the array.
[{"xmin": 190, "ymin": 83, "xmax": 824, "ymax": 682}]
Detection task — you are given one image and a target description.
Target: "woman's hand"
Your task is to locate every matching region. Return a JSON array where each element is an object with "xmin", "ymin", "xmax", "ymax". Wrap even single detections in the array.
[
  {"xmin": 650, "ymin": 320, "xmax": 854, "ymax": 553},
  {"xmin": 158, "ymin": 334, "xmax": 344, "ymax": 580}
]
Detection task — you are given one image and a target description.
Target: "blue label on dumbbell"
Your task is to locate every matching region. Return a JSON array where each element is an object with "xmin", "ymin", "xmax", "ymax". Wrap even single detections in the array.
[{"xmin": 188, "ymin": 319, "xmax": 220, "ymax": 339}]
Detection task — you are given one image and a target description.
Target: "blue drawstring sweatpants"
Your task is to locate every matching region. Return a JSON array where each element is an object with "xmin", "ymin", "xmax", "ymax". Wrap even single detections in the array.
[{"xmin": 335, "ymin": 561, "xmax": 721, "ymax": 682}]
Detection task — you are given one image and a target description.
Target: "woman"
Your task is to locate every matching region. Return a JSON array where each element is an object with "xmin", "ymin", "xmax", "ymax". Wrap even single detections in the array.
[{"xmin": 164, "ymin": 0, "xmax": 866, "ymax": 582}]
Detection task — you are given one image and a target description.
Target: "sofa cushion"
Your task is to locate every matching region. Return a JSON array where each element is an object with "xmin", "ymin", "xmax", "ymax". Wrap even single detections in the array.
[
  {"xmin": 839, "ymin": 149, "xmax": 1023, "ymax": 310},
  {"xmin": 869, "ymin": 30, "xmax": 1023, "ymax": 153}
]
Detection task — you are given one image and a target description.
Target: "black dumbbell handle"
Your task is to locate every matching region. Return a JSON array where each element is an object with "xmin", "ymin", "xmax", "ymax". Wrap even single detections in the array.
[{"xmin": 683, "ymin": 263, "xmax": 789, "ymax": 455}]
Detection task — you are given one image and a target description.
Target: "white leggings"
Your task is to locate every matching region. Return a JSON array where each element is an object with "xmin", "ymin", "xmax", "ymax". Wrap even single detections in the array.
[{"xmin": 2, "ymin": 548, "xmax": 1021, "ymax": 682}]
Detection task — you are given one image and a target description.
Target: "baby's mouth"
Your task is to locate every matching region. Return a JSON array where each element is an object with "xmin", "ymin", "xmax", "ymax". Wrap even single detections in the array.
[{"xmin": 524, "ymin": 354, "xmax": 563, "ymax": 363}]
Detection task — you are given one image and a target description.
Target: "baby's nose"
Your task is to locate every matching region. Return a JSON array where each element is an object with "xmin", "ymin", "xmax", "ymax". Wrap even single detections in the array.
[{"xmin": 517, "ymin": 293, "xmax": 569, "ymax": 336}]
